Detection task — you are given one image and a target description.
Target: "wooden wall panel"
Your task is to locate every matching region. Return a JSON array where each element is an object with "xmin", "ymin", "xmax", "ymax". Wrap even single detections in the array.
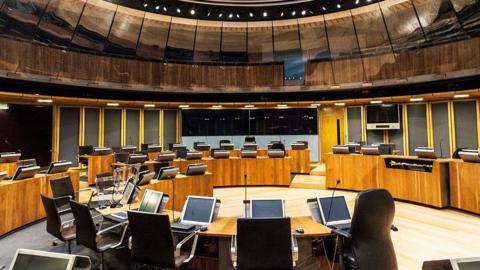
[{"xmin": 305, "ymin": 61, "xmax": 335, "ymax": 86}]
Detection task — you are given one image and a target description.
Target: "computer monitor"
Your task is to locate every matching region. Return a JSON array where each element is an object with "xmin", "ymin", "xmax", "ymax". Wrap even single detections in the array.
[
  {"xmin": 0, "ymin": 171, "xmax": 7, "ymax": 180},
  {"xmin": 459, "ymin": 150, "xmax": 480, "ymax": 163},
  {"xmin": 12, "ymin": 166, "xmax": 41, "ymax": 180},
  {"xmin": 128, "ymin": 154, "xmax": 147, "ymax": 164},
  {"xmin": 121, "ymin": 145, "xmax": 137, "ymax": 153},
  {"xmin": 138, "ymin": 190, "xmax": 169, "ymax": 213},
  {"xmin": 211, "ymin": 149, "xmax": 230, "ymax": 159},
  {"xmin": 415, "ymin": 147, "xmax": 437, "ymax": 159},
  {"xmin": 157, "ymin": 152, "xmax": 176, "ymax": 162},
  {"xmin": 243, "ymin": 143, "xmax": 258, "ymax": 151},
  {"xmin": 268, "ymin": 150, "xmax": 285, "ymax": 158},
  {"xmin": 0, "ymin": 152, "xmax": 21, "ymax": 163},
  {"xmin": 78, "ymin": 145, "xmax": 94, "ymax": 156},
  {"xmin": 176, "ymin": 150, "xmax": 188, "ymax": 159},
  {"xmin": 141, "ymin": 144, "xmax": 162, "ymax": 152},
  {"xmin": 220, "ymin": 143, "xmax": 234, "ymax": 150},
  {"xmin": 157, "ymin": 166, "xmax": 179, "ymax": 179},
  {"xmin": 451, "ymin": 257, "xmax": 480, "ymax": 270},
  {"xmin": 186, "ymin": 164, "xmax": 207, "ymax": 176},
  {"xmin": 291, "ymin": 142, "xmax": 307, "ymax": 150},
  {"xmin": 241, "ymin": 149, "xmax": 257, "ymax": 158},
  {"xmin": 186, "ymin": 151, "xmax": 202, "ymax": 160},
  {"xmin": 17, "ymin": 159, "xmax": 37, "ymax": 167},
  {"xmin": 172, "ymin": 144, "xmax": 188, "ymax": 152},
  {"xmin": 46, "ymin": 161, "xmax": 72, "ymax": 174},
  {"xmin": 245, "ymin": 136, "xmax": 256, "ymax": 143},
  {"xmin": 249, "ymin": 199, "xmax": 285, "ymax": 218},
  {"xmin": 136, "ymin": 171, "xmax": 155, "ymax": 186},
  {"xmin": 317, "ymin": 196, "xmax": 351, "ymax": 226},
  {"xmin": 9, "ymin": 249, "xmax": 76, "ymax": 270},
  {"xmin": 93, "ymin": 147, "xmax": 112, "ymax": 156},
  {"xmin": 120, "ymin": 182, "xmax": 140, "ymax": 205},
  {"xmin": 194, "ymin": 143, "xmax": 211, "ymax": 151},
  {"xmin": 180, "ymin": 196, "xmax": 217, "ymax": 225}
]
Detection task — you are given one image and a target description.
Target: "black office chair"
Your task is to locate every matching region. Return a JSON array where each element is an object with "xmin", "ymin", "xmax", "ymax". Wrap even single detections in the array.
[
  {"xmin": 219, "ymin": 140, "xmax": 231, "ymax": 147},
  {"xmin": 40, "ymin": 194, "xmax": 76, "ymax": 253},
  {"xmin": 232, "ymin": 218, "xmax": 298, "ymax": 270},
  {"xmin": 271, "ymin": 142, "xmax": 286, "ymax": 151},
  {"xmin": 334, "ymin": 189, "xmax": 398, "ymax": 270},
  {"xmin": 70, "ymin": 201, "xmax": 128, "ymax": 270},
  {"xmin": 127, "ymin": 211, "xmax": 198, "ymax": 269},
  {"xmin": 50, "ymin": 176, "xmax": 76, "ymax": 214},
  {"xmin": 114, "ymin": 152, "xmax": 129, "ymax": 163},
  {"xmin": 245, "ymin": 136, "xmax": 256, "ymax": 143}
]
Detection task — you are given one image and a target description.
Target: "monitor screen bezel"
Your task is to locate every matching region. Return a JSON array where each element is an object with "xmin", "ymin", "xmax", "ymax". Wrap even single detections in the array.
[
  {"xmin": 451, "ymin": 257, "xmax": 480, "ymax": 270},
  {"xmin": 180, "ymin": 195, "xmax": 216, "ymax": 225},
  {"xmin": 9, "ymin": 249, "xmax": 76, "ymax": 270},
  {"xmin": 138, "ymin": 189, "xmax": 164, "ymax": 213},
  {"xmin": 249, "ymin": 198, "xmax": 286, "ymax": 219},
  {"xmin": 317, "ymin": 195, "xmax": 351, "ymax": 226}
]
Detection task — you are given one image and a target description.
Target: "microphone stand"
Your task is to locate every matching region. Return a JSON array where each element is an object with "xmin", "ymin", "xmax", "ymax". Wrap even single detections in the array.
[{"xmin": 326, "ymin": 180, "xmax": 341, "ymax": 224}]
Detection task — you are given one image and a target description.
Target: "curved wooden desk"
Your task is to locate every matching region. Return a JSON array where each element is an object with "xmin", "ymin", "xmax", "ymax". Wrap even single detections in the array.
[
  {"xmin": 0, "ymin": 170, "xmax": 80, "ymax": 236},
  {"xmin": 172, "ymin": 156, "xmax": 292, "ymax": 187},
  {"xmin": 79, "ymin": 154, "xmax": 114, "ymax": 185},
  {"xmin": 0, "ymin": 161, "xmax": 17, "ymax": 176},
  {"xmin": 449, "ymin": 159, "xmax": 480, "ymax": 214}
]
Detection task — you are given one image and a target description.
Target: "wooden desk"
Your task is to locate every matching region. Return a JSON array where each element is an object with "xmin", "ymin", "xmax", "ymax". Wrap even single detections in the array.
[
  {"xmin": 326, "ymin": 153, "xmax": 450, "ymax": 208},
  {"xmin": 0, "ymin": 162, "xmax": 17, "ymax": 176},
  {"xmin": 0, "ymin": 177, "xmax": 45, "ymax": 236},
  {"xmin": 173, "ymin": 156, "xmax": 291, "ymax": 187},
  {"xmin": 36, "ymin": 170, "xmax": 81, "ymax": 197},
  {"xmin": 80, "ymin": 154, "xmax": 114, "ymax": 185},
  {"xmin": 449, "ymin": 159, "xmax": 480, "ymax": 214},
  {"xmin": 287, "ymin": 149, "xmax": 311, "ymax": 174},
  {"xmin": 198, "ymin": 216, "xmax": 331, "ymax": 270}
]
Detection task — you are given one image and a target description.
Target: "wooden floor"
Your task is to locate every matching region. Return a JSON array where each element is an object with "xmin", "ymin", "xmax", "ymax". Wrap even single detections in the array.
[{"xmin": 214, "ymin": 184, "xmax": 480, "ymax": 270}]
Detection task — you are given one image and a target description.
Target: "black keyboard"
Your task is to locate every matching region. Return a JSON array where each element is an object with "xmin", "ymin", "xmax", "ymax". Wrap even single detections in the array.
[
  {"xmin": 332, "ymin": 223, "xmax": 351, "ymax": 230},
  {"xmin": 171, "ymin": 223, "xmax": 196, "ymax": 231}
]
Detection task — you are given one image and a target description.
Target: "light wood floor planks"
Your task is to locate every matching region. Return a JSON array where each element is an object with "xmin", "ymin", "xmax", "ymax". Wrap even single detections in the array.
[{"xmin": 214, "ymin": 185, "xmax": 480, "ymax": 270}]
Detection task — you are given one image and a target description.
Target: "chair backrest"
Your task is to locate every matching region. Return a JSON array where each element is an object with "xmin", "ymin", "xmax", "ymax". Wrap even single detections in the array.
[
  {"xmin": 50, "ymin": 176, "xmax": 75, "ymax": 200},
  {"xmin": 237, "ymin": 218, "xmax": 293, "ymax": 270},
  {"xmin": 69, "ymin": 201, "xmax": 98, "ymax": 251},
  {"xmin": 96, "ymin": 172, "xmax": 114, "ymax": 190},
  {"xmin": 219, "ymin": 140, "xmax": 231, "ymax": 146},
  {"xmin": 271, "ymin": 142, "xmax": 285, "ymax": 151},
  {"xmin": 349, "ymin": 189, "xmax": 397, "ymax": 270},
  {"xmin": 40, "ymin": 194, "xmax": 64, "ymax": 240},
  {"xmin": 245, "ymin": 136, "xmax": 256, "ymax": 143},
  {"xmin": 128, "ymin": 211, "xmax": 177, "ymax": 268}
]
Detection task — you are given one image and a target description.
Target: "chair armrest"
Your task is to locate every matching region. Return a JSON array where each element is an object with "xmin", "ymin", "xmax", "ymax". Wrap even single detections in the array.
[
  {"xmin": 183, "ymin": 233, "xmax": 200, "ymax": 263},
  {"xmin": 292, "ymin": 235, "xmax": 299, "ymax": 265},
  {"xmin": 175, "ymin": 232, "xmax": 196, "ymax": 257},
  {"xmin": 60, "ymin": 218, "xmax": 75, "ymax": 230},
  {"xmin": 333, "ymin": 229, "xmax": 352, "ymax": 239},
  {"xmin": 128, "ymin": 236, "xmax": 132, "ymax": 250},
  {"xmin": 230, "ymin": 235, "xmax": 237, "ymax": 269},
  {"xmin": 54, "ymin": 195, "xmax": 73, "ymax": 201},
  {"xmin": 97, "ymin": 221, "xmax": 128, "ymax": 236}
]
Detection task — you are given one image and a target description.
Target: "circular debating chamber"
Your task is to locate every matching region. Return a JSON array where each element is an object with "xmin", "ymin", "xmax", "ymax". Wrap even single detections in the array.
[{"xmin": 0, "ymin": 0, "xmax": 479, "ymax": 269}]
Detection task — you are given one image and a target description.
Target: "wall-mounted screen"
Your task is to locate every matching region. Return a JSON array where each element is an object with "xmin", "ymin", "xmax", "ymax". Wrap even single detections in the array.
[{"xmin": 366, "ymin": 104, "xmax": 400, "ymax": 130}]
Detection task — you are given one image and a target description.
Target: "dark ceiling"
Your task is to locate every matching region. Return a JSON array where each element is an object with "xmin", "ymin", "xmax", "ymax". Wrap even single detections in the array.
[{"xmin": 106, "ymin": 0, "xmax": 380, "ymax": 21}]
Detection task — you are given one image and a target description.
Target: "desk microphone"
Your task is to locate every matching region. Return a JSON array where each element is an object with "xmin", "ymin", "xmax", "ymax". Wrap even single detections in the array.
[
  {"xmin": 326, "ymin": 180, "xmax": 341, "ymax": 224},
  {"xmin": 391, "ymin": 224, "xmax": 398, "ymax": 232}
]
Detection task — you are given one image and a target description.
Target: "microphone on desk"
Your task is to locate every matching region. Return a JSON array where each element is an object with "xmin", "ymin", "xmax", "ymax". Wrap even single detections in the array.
[
  {"xmin": 391, "ymin": 224, "xmax": 399, "ymax": 232},
  {"xmin": 326, "ymin": 179, "xmax": 341, "ymax": 224}
]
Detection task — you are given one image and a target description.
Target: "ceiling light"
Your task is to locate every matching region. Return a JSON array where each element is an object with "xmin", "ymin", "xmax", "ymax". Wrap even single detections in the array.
[
  {"xmin": 179, "ymin": 105, "xmax": 190, "ymax": 109},
  {"xmin": 190, "ymin": 9, "xmax": 195, "ymax": 15},
  {"xmin": 280, "ymin": 12, "xmax": 284, "ymax": 16},
  {"xmin": 163, "ymin": 6, "xmax": 167, "ymax": 11},
  {"xmin": 176, "ymin": 8, "xmax": 181, "ymax": 13},
  {"xmin": 454, "ymin": 94, "xmax": 470, "ymax": 99},
  {"xmin": 219, "ymin": 13, "xmax": 223, "ymax": 18},
  {"xmin": 263, "ymin": 11, "xmax": 268, "ymax": 17},
  {"xmin": 355, "ymin": 0, "xmax": 360, "ymax": 4},
  {"xmin": 143, "ymin": 3, "xmax": 148, "ymax": 7},
  {"xmin": 322, "ymin": 6, "xmax": 327, "ymax": 11},
  {"xmin": 310, "ymin": 103, "xmax": 320, "ymax": 108},
  {"xmin": 277, "ymin": 104, "xmax": 288, "ymax": 108},
  {"xmin": 236, "ymin": 14, "xmax": 240, "ymax": 18},
  {"xmin": 291, "ymin": 11, "xmax": 296, "ymax": 16},
  {"xmin": 334, "ymin": 102, "xmax": 345, "ymax": 106},
  {"xmin": 144, "ymin": 104, "xmax": 155, "ymax": 108},
  {"xmin": 249, "ymin": 12, "xmax": 253, "ymax": 17},
  {"xmin": 212, "ymin": 105, "xmax": 222, "ymax": 109},
  {"xmin": 410, "ymin": 97, "xmax": 424, "ymax": 102},
  {"xmin": 337, "ymin": 3, "xmax": 342, "ymax": 8},
  {"xmin": 107, "ymin": 103, "xmax": 119, "ymax": 107},
  {"xmin": 245, "ymin": 104, "xmax": 255, "ymax": 108},
  {"xmin": 207, "ymin": 12, "xmax": 211, "ymax": 16},
  {"xmin": 370, "ymin": 100, "xmax": 383, "ymax": 104},
  {"xmin": 155, "ymin": 5, "xmax": 159, "ymax": 10},
  {"xmin": 37, "ymin": 99, "xmax": 53, "ymax": 103},
  {"xmin": 301, "ymin": 10, "xmax": 306, "ymax": 15},
  {"xmin": 229, "ymin": 13, "xmax": 233, "ymax": 18}
]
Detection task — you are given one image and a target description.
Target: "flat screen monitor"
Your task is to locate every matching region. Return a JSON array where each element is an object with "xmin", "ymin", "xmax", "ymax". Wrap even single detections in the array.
[
  {"xmin": 12, "ymin": 166, "xmax": 40, "ymax": 180},
  {"xmin": 120, "ymin": 182, "xmax": 139, "ymax": 205},
  {"xmin": 176, "ymin": 150, "xmax": 188, "ymax": 159},
  {"xmin": 141, "ymin": 144, "xmax": 162, "ymax": 152},
  {"xmin": 138, "ymin": 190, "xmax": 166, "ymax": 213},
  {"xmin": 136, "ymin": 171, "xmax": 155, "ymax": 186},
  {"xmin": 0, "ymin": 152, "xmax": 21, "ymax": 163},
  {"xmin": 220, "ymin": 143, "xmax": 234, "ymax": 150},
  {"xmin": 93, "ymin": 147, "xmax": 112, "ymax": 156},
  {"xmin": 78, "ymin": 146, "xmax": 94, "ymax": 156},
  {"xmin": 415, "ymin": 147, "xmax": 437, "ymax": 159},
  {"xmin": 268, "ymin": 150, "xmax": 285, "ymax": 158},
  {"xmin": 186, "ymin": 164, "xmax": 207, "ymax": 176},
  {"xmin": 459, "ymin": 150, "xmax": 480, "ymax": 163},
  {"xmin": 181, "ymin": 196, "xmax": 217, "ymax": 225},
  {"xmin": 186, "ymin": 151, "xmax": 202, "ymax": 160},
  {"xmin": 121, "ymin": 145, "xmax": 137, "ymax": 153},
  {"xmin": 317, "ymin": 196, "xmax": 351, "ymax": 226},
  {"xmin": 128, "ymin": 154, "xmax": 147, "ymax": 164},
  {"xmin": 157, "ymin": 152, "xmax": 176, "ymax": 162},
  {"xmin": 157, "ymin": 166, "xmax": 179, "ymax": 179},
  {"xmin": 250, "ymin": 199, "xmax": 285, "ymax": 218},
  {"xmin": 17, "ymin": 159, "xmax": 37, "ymax": 167},
  {"xmin": 46, "ymin": 161, "xmax": 72, "ymax": 174},
  {"xmin": 211, "ymin": 150, "xmax": 230, "ymax": 159},
  {"xmin": 366, "ymin": 104, "xmax": 400, "ymax": 130},
  {"xmin": 9, "ymin": 249, "xmax": 76, "ymax": 270},
  {"xmin": 241, "ymin": 150, "xmax": 257, "ymax": 158},
  {"xmin": 172, "ymin": 144, "xmax": 188, "ymax": 152},
  {"xmin": 451, "ymin": 258, "xmax": 480, "ymax": 270},
  {"xmin": 243, "ymin": 143, "xmax": 257, "ymax": 151}
]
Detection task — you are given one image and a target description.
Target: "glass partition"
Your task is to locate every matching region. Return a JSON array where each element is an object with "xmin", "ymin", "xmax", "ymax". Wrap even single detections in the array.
[
  {"xmin": 194, "ymin": 20, "xmax": 222, "ymax": 62},
  {"xmin": 105, "ymin": 6, "xmax": 144, "ymax": 56},
  {"xmin": 298, "ymin": 16, "xmax": 330, "ymax": 61},
  {"xmin": 165, "ymin": 17, "xmax": 196, "ymax": 61},
  {"xmin": 221, "ymin": 22, "xmax": 248, "ymax": 62},
  {"xmin": 34, "ymin": 0, "xmax": 86, "ymax": 48},
  {"xmin": 0, "ymin": 0, "xmax": 50, "ymax": 40},
  {"xmin": 71, "ymin": 0, "xmax": 117, "ymax": 52},
  {"xmin": 136, "ymin": 13, "xmax": 170, "ymax": 60},
  {"xmin": 247, "ymin": 21, "xmax": 274, "ymax": 63},
  {"xmin": 450, "ymin": 0, "xmax": 480, "ymax": 36}
]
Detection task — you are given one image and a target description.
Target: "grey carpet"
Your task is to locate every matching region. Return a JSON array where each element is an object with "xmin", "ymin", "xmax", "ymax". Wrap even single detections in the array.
[{"xmin": 0, "ymin": 221, "xmax": 133, "ymax": 270}]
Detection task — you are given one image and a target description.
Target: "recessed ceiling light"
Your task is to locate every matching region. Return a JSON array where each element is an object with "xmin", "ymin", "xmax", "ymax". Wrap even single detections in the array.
[
  {"xmin": 228, "ymin": 13, "xmax": 233, "ymax": 18},
  {"xmin": 179, "ymin": 105, "xmax": 190, "ymax": 109},
  {"xmin": 163, "ymin": 6, "xmax": 167, "ymax": 11},
  {"xmin": 454, "ymin": 94, "xmax": 470, "ymax": 99},
  {"xmin": 263, "ymin": 11, "xmax": 268, "ymax": 17},
  {"xmin": 37, "ymin": 99, "xmax": 52, "ymax": 103},
  {"xmin": 292, "ymin": 11, "xmax": 296, "ymax": 16},
  {"xmin": 155, "ymin": 5, "xmax": 159, "ymax": 10},
  {"xmin": 334, "ymin": 102, "xmax": 345, "ymax": 106},
  {"xmin": 143, "ymin": 3, "xmax": 148, "ymax": 7},
  {"xmin": 236, "ymin": 14, "xmax": 240, "ymax": 18},
  {"xmin": 212, "ymin": 105, "xmax": 222, "ymax": 109},
  {"xmin": 280, "ymin": 12, "xmax": 284, "ymax": 16},
  {"xmin": 410, "ymin": 98, "xmax": 424, "ymax": 102},
  {"xmin": 107, "ymin": 103, "xmax": 119, "ymax": 107},
  {"xmin": 337, "ymin": 3, "xmax": 342, "ymax": 8},
  {"xmin": 190, "ymin": 9, "xmax": 195, "ymax": 15},
  {"xmin": 144, "ymin": 104, "xmax": 155, "ymax": 108},
  {"xmin": 355, "ymin": 0, "xmax": 360, "ymax": 4},
  {"xmin": 370, "ymin": 100, "xmax": 383, "ymax": 104},
  {"xmin": 301, "ymin": 10, "xmax": 306, "ymax": 15},
  {"xmin": 249, "ymin": 12, "xmax": 254, "ymax": 17},
  {"xmin": 277, "ymin": 104, "xmax": 288, "ymax": 108},
  {"xmin": 322, "ymin": 6, "xmax": 327, "ymax": 11},
  {"xmin": 219, "ymin": 13, "xmax": 223, "ymax": 18},
  {"xmin": 310, "ymin": 103, "xmax": 321, "ymax": 108},
  {"xmin": 245, "ymin": 104, "xmax": 255, "ymax": 108},
  {"xmin": 176, "ymin": 8, "xmax": 181, "ymax": 13}
]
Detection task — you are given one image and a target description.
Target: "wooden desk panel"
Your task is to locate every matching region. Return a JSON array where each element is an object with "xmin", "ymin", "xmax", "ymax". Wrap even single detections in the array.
[
  {"xmin": 325, "ymin": 153, "xmax": 380, "ymax": 191},
  {"xmin": 37, "ymin": 170, "xmax": 81, "ymax": 197},
  {"xmin": 82, "ymin": 154, "xmax": 114, "ymax": 185},
  {"xmin": 287, "ymin": 149, "xmax": 311, "ymax": 174},
  {"xmin": 449, "ymin": 160, "xmax": 480, "ymax": 214},
  {"xmin": 147, "ymin": 151, "xmax": 160, "ymax": 161},
  {"xmin": 0, "ymin": 162, "xmax": 17, "ymax": 176},
  {"xmin": 0, "ymin": 177, "xmax": 45, "ymax": 236}
]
